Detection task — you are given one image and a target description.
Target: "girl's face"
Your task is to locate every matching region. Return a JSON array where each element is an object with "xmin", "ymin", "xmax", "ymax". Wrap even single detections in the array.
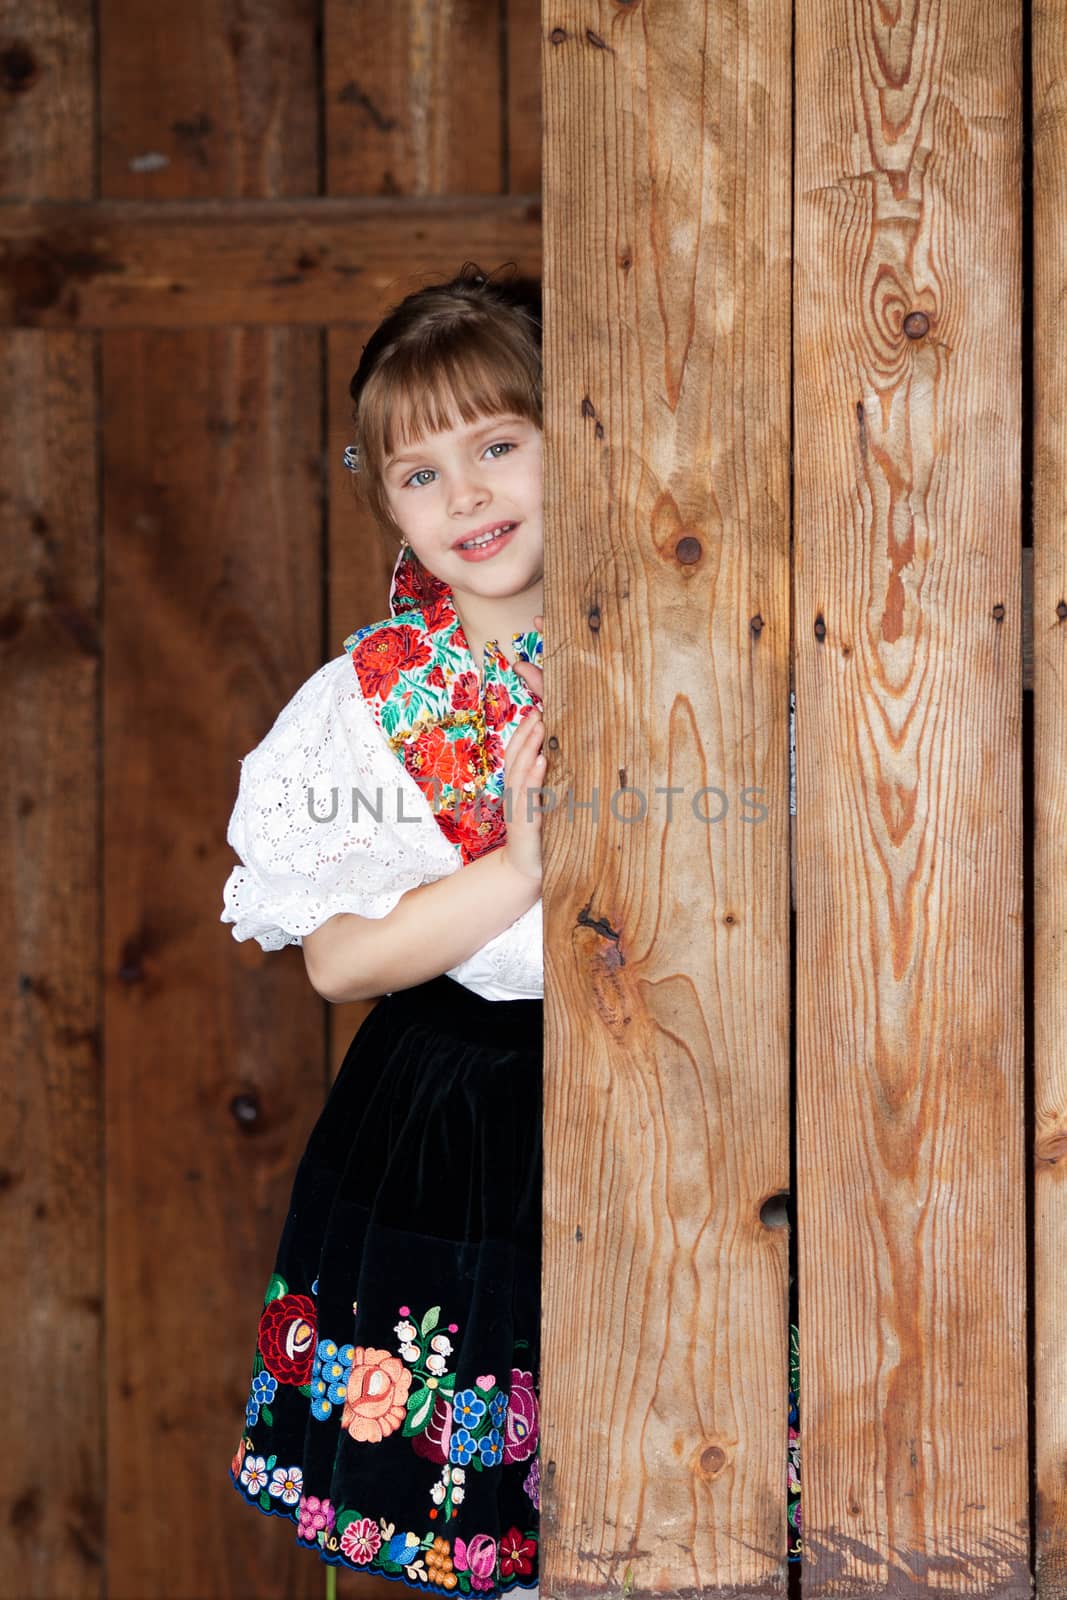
[{"xmin": 380, "ymin": 410, "xmax": 543, "ymax": 605}]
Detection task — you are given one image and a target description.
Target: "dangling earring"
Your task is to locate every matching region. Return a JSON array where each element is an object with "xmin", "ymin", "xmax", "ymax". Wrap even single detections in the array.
[{"xmin": 399, "ymin": 535, "xmax": 409, "ymax": 548}]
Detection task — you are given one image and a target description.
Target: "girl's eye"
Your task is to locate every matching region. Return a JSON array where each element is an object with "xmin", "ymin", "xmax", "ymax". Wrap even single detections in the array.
[{"xmin": 402, "ymin": 440, "xmax": 514, "ymax": 488}]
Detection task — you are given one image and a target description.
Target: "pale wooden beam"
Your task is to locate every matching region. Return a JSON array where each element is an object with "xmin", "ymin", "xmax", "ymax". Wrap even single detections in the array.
[
  {"xmin": 540, "ymin": 2, "xmax": 793, "ymax": 1593},
  {"xmin": 794, "ymin": 0, "xmax": 1028, "ymax": 1591}
]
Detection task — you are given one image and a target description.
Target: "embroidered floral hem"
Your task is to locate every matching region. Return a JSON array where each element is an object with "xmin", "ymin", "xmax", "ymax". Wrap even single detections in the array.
[{"xmin": 230, "ymin": 1455, "xmax": 539, "ymax": 1594}]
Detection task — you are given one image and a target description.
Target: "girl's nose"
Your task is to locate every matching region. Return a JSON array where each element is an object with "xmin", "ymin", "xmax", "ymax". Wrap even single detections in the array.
[{"xmin": 448, "ymin": 471, "xmax": 489, "ymax": 517}]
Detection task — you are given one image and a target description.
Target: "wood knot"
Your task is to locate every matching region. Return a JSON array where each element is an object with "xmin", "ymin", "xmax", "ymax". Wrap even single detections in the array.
[
  {"xmin": 549, "ymin": 27, "xmax": 567, "ymax": 44},
  {"xmin": 694, "ymin": 1442, "xmax": 728, "ymax": 1481},
  {"xmin": 1037, "ymin": 1129, "xmax": 1067, "ymax": 1166},
  {"xmin": 587, "ymin": 605, "xmax": 601, "ymax": 632},
  {"xmin": 903, "ymin": 310, "xmax": 930, "ymax": 339},
  {"xmin": 759, "ymin": 1192, "xmax": 791, "ymax": 1229},
  {"xmin": 676, "ymin": 536, "xmax": 702, "ymax": 565},
  {"xmin": 814, "ymin": 613, "xmax": 826, "ymax": 641},
  {"xmin": 1057, "ymin": 601, "xmax": 1067, "ymax": 621},
  {"xmin": 229, "ymin": 1091, "xmax": 261, "ymax": 1129},
  {"xmin": 992, "ymin": 602, "xmax": 1005, "ymax": 622},
  {"xmin": 2, "ymin": 44, "xmax": 38, "ymax": 93},
  {"xmin": 750, "ymin": 614, "xmax": 764, "ymax": 636}
]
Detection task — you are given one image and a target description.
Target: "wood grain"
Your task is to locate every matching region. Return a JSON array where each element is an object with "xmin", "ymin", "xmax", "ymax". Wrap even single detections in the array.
[
  {"xmin": 0, "ymin": 332, "xmax": 102, "ymax": 1598},
  {"xmin": 794, "ymin": 1, "xmax": 1028, "ymax": 1592},
  {"xmin": 325, "ymin": 0, "xmax": 504, "ymax": 195},
  {"xmin": 99, "ymin": 0, "xmax": 319, "ymax": 200},
  {"xmin": 1032, "ymin": 4, "xmax": 1067, "ymax": 1593},
  {"xmin": 505, "ymin": 0, "xmax": 544, "ymax": 195},
  {"xmin": 0, "ymin": 196, "xmax": 542, "ymax": 328},
  {"xmin": 0, "ymin": 6, "xmax": 101, "ymax": 1597},
  {"xmin": 540, "ymin": 2, "xmax": 793, "ymax": 1593},
  {"xmin": 102, "ymin": 327, "xmax": 328, "ymax": 1600},
  {"xmin": 0, "ymin": 0, "xmax": 94, "ymax": 199}
]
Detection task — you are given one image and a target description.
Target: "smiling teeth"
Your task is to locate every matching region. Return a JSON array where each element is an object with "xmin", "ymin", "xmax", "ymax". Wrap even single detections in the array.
[{"xmin": 460, "ymin": 524, "xmax": 512, "ymax": 549}]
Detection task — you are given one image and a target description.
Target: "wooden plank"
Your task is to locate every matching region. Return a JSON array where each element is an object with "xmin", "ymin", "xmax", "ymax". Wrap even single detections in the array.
[
  {"xmin": 0, "ymin": 0, "xmax": 94, "ymax": 199},
  {"xmin": 540, "ymin": 2, "xmax": 793, "ymax": 1593},
  {"xmin": 794, "ymin": 2, "xmax": 1028, "ymax": 1592},
  {"xmin": 0, "ymin": 196, "xmax": 543, "ymax": 328},
  {"xmin": 325, "ymin": 0, "xmax": 503, "ymax": 195},
  {"xmin": 505, "ymin": 0, "xmax": 543, "ymax": 194},
  {"xmin": 98, "ymin": 0, "xmax": 319, "ymax": 199},
  {"xmin": 1, "ymin": 6, "xmax": 101, "ymax": 1597},
  {"xmin": 1032, "ymin": 4, "xmax": 1067, "ymax": 1591},
  {"xmin": 102, "ymin": 327, "xmax": 328, "ymax": 1600},
  {"xmin": 0, "ymin": 331, "xmax": 102, "ymax": 1599}
]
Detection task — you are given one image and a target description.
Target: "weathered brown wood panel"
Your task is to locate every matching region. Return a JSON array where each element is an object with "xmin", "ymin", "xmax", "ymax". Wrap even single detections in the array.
[
  {"xmin": 96, "ymin": 5, "xmax": 328, "ymax": 1599},
  {"xmin": 1, "ymin": 5, "xmax": 101, "ymax": 1598},
  {"xmin": 1, "ymin": 331, "xmax": 102, "ymax": 1597},
  {"xmin": 540, "ymin": 3, "xmax": 793, "ymax": 1593},
  {"xmin": 794, "ymin": 2, "xmax": 1028, "ymax": 1592},
  {"xmin": 0, "ymin": 0, "xmax": 94, "ymax": 199},
  {"xmin": 99, "ymin": 0, "xmax": 320, "ymax": 200},
  {"xmin": 325, "ymin": 0, "xmax": 504, "ymax": 195},
  {"xmin": 0, "ymin": 197, "xmax": 542, "ymax": 329},
  {"xmin": 1032, "ymin": 5, "xmax": 1067, "ymax": 1593},
  {"xmin": 505, "ymin": 0, "xmax": 543, "ymax": 195},
  {"xmin": 102, "ymin": 327, "xmax": 327, "ymax": 1600}
]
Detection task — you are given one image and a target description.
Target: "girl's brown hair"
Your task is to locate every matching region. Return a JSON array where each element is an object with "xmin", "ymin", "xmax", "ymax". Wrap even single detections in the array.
[{"xmin": 348, "ymin": 262, "xmax": 542, "ymax": 534}]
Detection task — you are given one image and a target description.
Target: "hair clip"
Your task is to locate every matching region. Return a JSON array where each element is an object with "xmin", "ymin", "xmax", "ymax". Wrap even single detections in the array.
[{"xmin": 342, "ymin": 442, "xmax": 361, "ymax": 473}]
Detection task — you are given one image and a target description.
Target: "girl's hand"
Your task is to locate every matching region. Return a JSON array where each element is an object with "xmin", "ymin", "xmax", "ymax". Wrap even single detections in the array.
[
  {"xmin": 503, "ymin": 705, "xmax": 546, "ymax": 887},
  {"xmin": 511, "ymin": 613, "xmax": 544, "ymax": 702}
]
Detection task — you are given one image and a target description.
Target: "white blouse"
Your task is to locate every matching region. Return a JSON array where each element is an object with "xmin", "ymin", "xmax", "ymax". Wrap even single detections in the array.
[{"xmin": 220, "ymin": 653, "xmax": 544, "ymax": 1001}]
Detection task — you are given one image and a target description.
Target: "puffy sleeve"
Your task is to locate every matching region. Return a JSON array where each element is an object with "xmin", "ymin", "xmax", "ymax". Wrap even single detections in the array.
[{"xmin": 220, "ymin": 654, "xmax": 460, "ymax": 950}]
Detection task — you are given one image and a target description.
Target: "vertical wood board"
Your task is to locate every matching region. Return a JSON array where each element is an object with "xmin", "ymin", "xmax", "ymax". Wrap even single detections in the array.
[
  {"xmin": 325, "ymin": 0, "xmax": 504, "ymax": 196},
  {"xmin": 102, "ymin": 327, "xmax": 328, "ymax": 1600},
  {"xmin": 1032, "ymin": 2, "xmax": 1067, "ymax": 1592},
  {"xmin": 540, "ymin": 2, "xmax": 793, "ymax": 1593},
  {"xmin": 99, "ymin": 0, "xmax": 320, "ymax": 199},
  {"xmin": 793, "ymin": 2, "xmax": 1028, "ymax": 1592},
  {"xmin": 0, "ymin": 0, "xmax": 95, "ymax": 199},
  {"xmin": 0, "ymin": 331, "xmax": 102, "ymax": 1598}
]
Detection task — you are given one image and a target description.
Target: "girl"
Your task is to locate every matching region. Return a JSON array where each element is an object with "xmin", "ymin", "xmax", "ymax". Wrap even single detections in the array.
[
  {"xmin": 222, "ymin": 261, "xmax": 802, "ymax": 1591},
  {"xmin": 222, "ymin": 263, "xmax": 549, "ymax": 1595}
]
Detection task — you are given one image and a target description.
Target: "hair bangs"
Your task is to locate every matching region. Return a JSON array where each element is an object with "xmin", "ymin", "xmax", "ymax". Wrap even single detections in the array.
[{"xmin": 376, "ymin": 334, "xmax": 538, "ymax": 467}]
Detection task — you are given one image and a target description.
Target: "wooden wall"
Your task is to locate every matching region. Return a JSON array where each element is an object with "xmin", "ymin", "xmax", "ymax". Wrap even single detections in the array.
[
  {"xmin": 1, "ymin": 4, "xmax": 539, "ymax": 1598},
  {"xmin": 539, "ymin": 2, "xmax": 1059, "ymax": 1600},
  {"xmin": 4, "ymin": 3, "xmax": 1065, "ymax": 1600}
]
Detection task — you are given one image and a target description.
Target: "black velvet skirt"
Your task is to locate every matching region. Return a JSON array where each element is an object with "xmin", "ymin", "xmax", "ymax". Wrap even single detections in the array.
[
  {"xmin": 229, "ymin": 973, "xmax": 803, "ymax": 1589},
  {"xmin": 230, "ymin": 974, "xmax": 544, "ymax": 1595}
]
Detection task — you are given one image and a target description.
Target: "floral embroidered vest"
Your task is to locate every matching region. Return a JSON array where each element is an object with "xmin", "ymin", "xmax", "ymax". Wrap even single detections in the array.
[{"xmin": 342, "ymin": 545, "xmax": 543, "ymax": 866}]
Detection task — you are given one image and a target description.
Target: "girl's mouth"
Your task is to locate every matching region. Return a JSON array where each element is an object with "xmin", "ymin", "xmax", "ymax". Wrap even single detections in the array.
[{"xmin": 454, "ymin": 522, "xmax": 518, "ymax": 561}]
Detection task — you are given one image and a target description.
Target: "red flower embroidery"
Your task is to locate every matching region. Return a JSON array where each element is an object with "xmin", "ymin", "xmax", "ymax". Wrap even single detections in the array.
[
  {"xmin": 391, "ymin": 552, "xmax": 450, "ymax": 613},
  {"xmin": 404, "ymin": 725, "xmax": 478, "ymax": 792},
  {"xmin": 427, "ymin": 664, "xmax": 446, "ymax": 689},
  {"xmin": 421, "ymin": 596, "xmax": 454, "ymax": 635},
  {"xmin": 450, "ymin": 671, "xmax": 480, "ymax": 711},
  {"xmin": 351, "ymin": 625, "xmax": 432, "ymax": 699},
  {"xmin": 499, "ymin": 1528, "xmax": 536, "ymax": 1578},
  {"xmin": 483, "ymin": 682, "xmax": 514, "ymax": 730},
  {"xmin": 257, "ymin": 1293, "xmax": 317, "ymax": 1384},
  {"xmin": 437, "ymin": 794, "xmax": 506, "ymax": 864},
  {"xmin": 482, "ymin": 730, "xmax": 504, "ymax": 770}
]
